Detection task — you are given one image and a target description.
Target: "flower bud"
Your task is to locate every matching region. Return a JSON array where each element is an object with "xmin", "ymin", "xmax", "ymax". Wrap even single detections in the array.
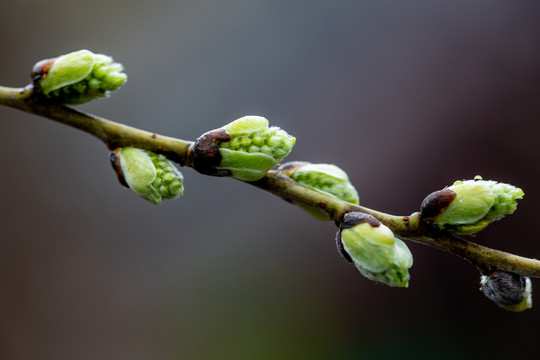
[
  {"xmin": 420, "ymin": 176, "xmax": 524, "ymax": 234},
  {"xmin": 280, "ymin": 162, "xmax": 359, "ymax": 220},
  {"xmin": 33, "ymin": 49, "xmax": 127, "ymax": 104},
  {"xmin": 480, "ymin": 271, "xmax": 532, "ymax": 312},
  {"xmin": 111, "ymin": 147, "xmax": 183, "ymax": 204},
  {"xmin": 337, "ymin": 212, "xmax": 413, "ymax": 287},
  {"xmin": 190, "ymin": 116, "xmax": 295, "ymax": 181}
]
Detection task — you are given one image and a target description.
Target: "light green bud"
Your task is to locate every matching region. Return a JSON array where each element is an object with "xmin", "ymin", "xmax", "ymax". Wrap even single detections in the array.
[
  {"xmin": 33, "ymin": 49, "xmax": 127, "ymax": 104},
  {"xmin": 338, "ymin": 212, "xmax": 413, "ymax": 287},
  {"xmin": 283, "ymin": 162, "xmax": 359, "ymax": 220},
  {"xmin": 215, "ymin": 116, "xmax": 296, "ymax": 181},
  {"xmin": 421, "ymin": 176, "xmax": 524, "ymax": 234},
  {"xmin": 111, "ymin": 147, "xmax": 183, "ymax": 204}
]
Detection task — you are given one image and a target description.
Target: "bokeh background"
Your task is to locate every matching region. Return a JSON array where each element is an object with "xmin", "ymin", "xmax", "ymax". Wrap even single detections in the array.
[{"xmin": 1, "ymin": 1, "xmax": 540, "ymax": 359}]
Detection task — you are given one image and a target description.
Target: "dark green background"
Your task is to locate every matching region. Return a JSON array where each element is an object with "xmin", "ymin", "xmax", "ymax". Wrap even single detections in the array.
[{"xmin": 1, "ymin": 1, "xmax": 539, "ymax": 359}]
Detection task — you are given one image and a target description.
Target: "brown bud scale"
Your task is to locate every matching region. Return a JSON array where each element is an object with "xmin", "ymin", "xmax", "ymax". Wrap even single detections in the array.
[
  {"xmin": 110, "ymin": 150, "xmax": 128, "ymax": 188},
  {"xmin": 335, "ymin": 228, "xmax": 353, "ymax": 263},
  {"xmin": 189, "ymin": 129, "xmax": 231, "ymax": 176},
  {"xmin": 340, "ymin": 211, "xmax": 381, "ymax": 229},
  {"xmin": 31, "ymin": 58, "xmax": 56, "ymax": 82},
  {"xmin": 277, "ymin": 161, "xmax": 310, "ymax": 176},
  {"xmin": 420, "ymin": 189, "xmax": 457, "ymax": 220}
]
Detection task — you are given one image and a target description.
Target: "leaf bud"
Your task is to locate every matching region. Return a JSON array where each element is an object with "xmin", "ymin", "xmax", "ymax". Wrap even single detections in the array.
[
  {"xmin": 32, "ymin": 49, "xmax": 127, "ymax": 104},
  {"xmin": 420, "ymin": 176, "xmax": 524, "ymax": 234},
  {"xmin": 111, "ymin": 147, "xmax": 183, "ymax": 204},
  {"xmin": 480, "ymin": 271, "xmax": 532, "ymax": 312},
  {"xmin": 280, "ymin": 162, "xmax": 359, "ymax": 220},
  {"xmin": 190, "ymin": 116, "xmax": 295, "ymax": 181},
  {"xmin": 337, "ymin": 212, "xmax": 413, "ymax": 287}
]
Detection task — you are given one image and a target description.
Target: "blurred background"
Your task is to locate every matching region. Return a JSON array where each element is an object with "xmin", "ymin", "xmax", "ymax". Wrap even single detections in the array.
[{"xmin": 1, "ymin": 1, "xmax": 540, "ymax": 359}]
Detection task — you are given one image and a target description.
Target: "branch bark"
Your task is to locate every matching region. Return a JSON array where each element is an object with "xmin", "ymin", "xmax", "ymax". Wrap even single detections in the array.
[{"xmin": 2, "ymin": 84, "xmax": 540, "ymax": 278}]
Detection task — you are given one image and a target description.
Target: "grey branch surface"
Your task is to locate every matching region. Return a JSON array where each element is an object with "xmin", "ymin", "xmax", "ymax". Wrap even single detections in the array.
[{"xmin": 2, "ymin": 84, "xmax": 540, "ymax": 278}]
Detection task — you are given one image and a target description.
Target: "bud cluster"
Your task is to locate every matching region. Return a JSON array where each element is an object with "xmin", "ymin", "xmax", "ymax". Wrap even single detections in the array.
[
  {"xmin": 146, "ymin": 151, "xmax": 184, "ymax": 199},
  {"xmin": 420, "ymin": 176, "xmax": 524, "ymax": 234},
  {"xmin": 337, "ymin": 212, "xmax": 413, "ymax": 287},
  {"xmin": 191, "ymin": 116, "xmax": 296, "ymax": 181},
  {"xmin": 33, "ymin": 49, "xmax": 127, "ymax": 104},
  {"xmin": 219, "ymin": 126, "xmax": 293, "ymax": 160},
  {"xmin": 111, "ymin": 147, "xmax": 183, "ymax": 205}
]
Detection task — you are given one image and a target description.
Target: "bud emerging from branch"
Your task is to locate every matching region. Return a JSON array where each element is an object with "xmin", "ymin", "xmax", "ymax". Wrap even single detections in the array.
[
  {"xmin": 480, "ymin": 271, "xmax": 532, "ymax": 312},
  {"xmin": 111, "ymin": 147, "xmax": 183, "ymax": 204},
  {"xmin": 32, "ymin": 49, "xmax": 127, "ymax": 104},
  {"xmin": 190, "ymin": 116, "xmax": 295, "ymax": 181},
  {"xmin": 420, "ymin": 176, "xmax": 524, "ymax": 234},
  {"xmin": 280, "ymin": 162, "xmax": 359, "ymax": 220},
  {"xmin": 337, "ymin": 212, "xmax": 413, "ymax": 287}
]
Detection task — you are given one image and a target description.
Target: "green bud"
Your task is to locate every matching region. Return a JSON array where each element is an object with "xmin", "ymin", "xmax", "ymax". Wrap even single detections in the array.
[
  {"xmin": 281, "ymin": 162, "xmax": 359, "ymax": 220},
  {"xmin": 111, "ymin": 147, "xmax": 183, "ymax": 204},
  {"xmin": 483, "ymin": 180, "xmax": 526, "ymax": 222},
  {"xmin": 420, "ymin": 176, "xmax": 524, "ymax": 234},
  {"xmin": 32, "ymin": 49, "xmax": 127, "ymax": 104},
  {"xmin": 337, "ymin": 212, "xmax": 413, "ymax": 287},
  {"xmin": 480, "ymin": 271, "xmax": 532, "ymax": 312},
  {"xmin": 191, "ymin": 116, "xmax": 296, "ymax": 181}
]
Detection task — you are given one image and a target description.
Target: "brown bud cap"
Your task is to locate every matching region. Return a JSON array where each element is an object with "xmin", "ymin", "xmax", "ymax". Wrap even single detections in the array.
[
  {"xmin": 420, "ymin": 188, "xmax": 457, "ymax": 220},
  {"xmin": 336, "ymin": 212, "xmax": 382, "ymax": 263},
  {"xmin": 189, "ymin": 129, "xmax": 230, "ymax": 176},
  {"xmin": 341, "ymin": 212, "xmax": 381, "ymax": 229},
  {"xmin": 277, "ymin": 161, "xmax": 310, "ymax": 176},
  {"xmin": 31, "ymin": 58, "xmax": 56, "ymax": 82}
]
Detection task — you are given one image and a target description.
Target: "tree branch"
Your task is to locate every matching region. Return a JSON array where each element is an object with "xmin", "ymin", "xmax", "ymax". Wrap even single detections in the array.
[
  {"xmin": 0, "ymin": 85, "xmax": 191, "ymax": 164},
  {"xmin": 2, "ymin": 84, "xmax": 540, "ymax": 279}
]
